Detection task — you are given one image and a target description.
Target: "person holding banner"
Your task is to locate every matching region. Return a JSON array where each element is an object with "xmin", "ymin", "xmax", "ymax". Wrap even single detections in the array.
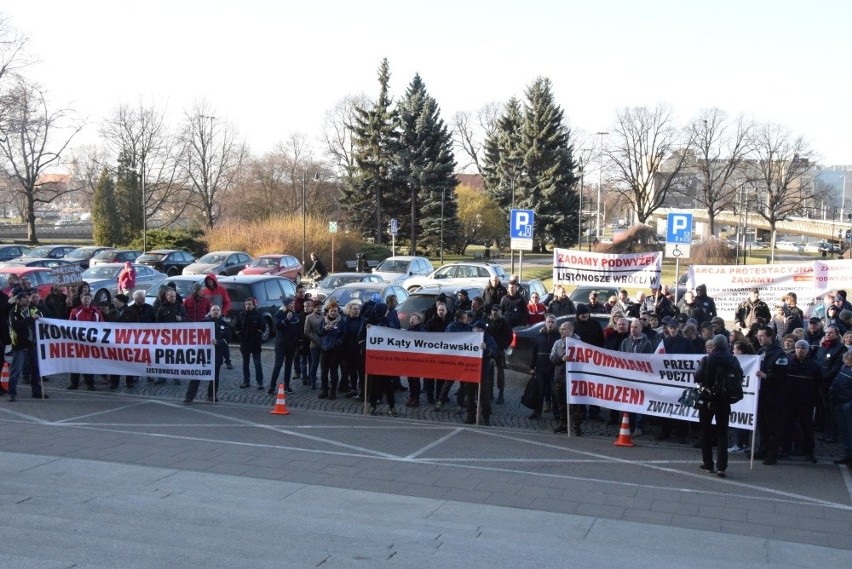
[
  {"xmin": 551, "ymin": 321, "xmax": 581, "ymax": 435},
  {"xmin": 464, "ymin": 320, "xmax": 495, "ymax": 425},
  {"xmin": 424, "ymin": 303, "xmax": 451, "ymax": 406},
  {"xmin": 106, "ymin": 294, "xmax": 139, "ymax": 390},
  {"xmin": 695, "ymin": 334, "xmax": 743, "ymax": 478},
  {"xmin": 620, "ymin": 318, "xmax": 654, "ymax": 435},
  {"xmin": 184, "ymin": 305, "xmax": 230, "ymax": 404},
  {"xmin": 529, "ymin": 314, "xmax": 561, "ymax": 420},
  {"xmin": 8, "ymin": 291, "xmax": 46, "ymax": 402},
  {"xmin": 486, "ymin": 305, "xmax": 512, "ymax": 405},
  {"xmin": 67, "ymin": 292, "xmax": 103, "ymax": 391},
  {"xmin": 358, "ymin": 303, "xmax": 398, "ymax": 417}
]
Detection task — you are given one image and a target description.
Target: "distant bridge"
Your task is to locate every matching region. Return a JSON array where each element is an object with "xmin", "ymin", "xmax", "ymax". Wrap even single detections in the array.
[{"xmin": 652, "ymin": 209, "xmax": 850, "ymax": 242}]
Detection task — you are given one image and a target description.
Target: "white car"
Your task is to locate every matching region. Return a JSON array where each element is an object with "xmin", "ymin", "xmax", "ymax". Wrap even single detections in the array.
[
  {"xmin": 775, "ymin": 241, "xmax": 804, "ymax": 253},
  {"xmin": 400, "ymin": 262, "xmax": 508, "ymax": 292},
  {"xmin": 370, "ymin": 256, "xmax": 434, "ymax": 283}
]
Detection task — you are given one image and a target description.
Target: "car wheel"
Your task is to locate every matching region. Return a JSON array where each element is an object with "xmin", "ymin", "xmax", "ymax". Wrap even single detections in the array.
[
  {"xmin": 261, "ymin": 316, "xmax": 273, "ymax": 343},
  {"xmin": 167, "ymin": 266, "xmax": 179, "ymax": 276},
  {"xmin": 295, "ymin": 272, "xmax": 301, "ymax": 284},
  {"xmin": 94, "ymin": 289, "xmax": 111, "ymax": 306}
]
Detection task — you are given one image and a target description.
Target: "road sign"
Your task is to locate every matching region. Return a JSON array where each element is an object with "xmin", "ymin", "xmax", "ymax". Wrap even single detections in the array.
[
  {"xmin": 665, "ymin": 243, "xmax": 691, "ymax": 259},
  {"xmin": 666, "ymin": 212, "xmax": 693, "ymax": 244},
  {"xmin": 510, "ymin": 209, "xmax": 534, "ymax": 251},
  {"xmin": 389, "ymin": 218, "xmax": 398, "ymax": 236},
  {"xmin": 329, "ymin": 221, "xmax": 338, "ymax": 234}
]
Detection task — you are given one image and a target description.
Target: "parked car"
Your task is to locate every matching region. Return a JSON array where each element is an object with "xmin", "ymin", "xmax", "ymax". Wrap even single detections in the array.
[
  {"xmin": 400, "ymin": 261, "xmax": 508, "ymax": 292},
  {"xmin": 568, "ymin": 285, "xmax": 620, "ymax": 305},
  {"xmin": 370, "ymin": 256, "xmax": 434, "ymax": 283},
  {"xmin": 182, "ymin": 251, "xmax": 252, "ymax": 276},
  {"xmin": 82, "ymin": 263, "xmax": 166, "ymax": 305},
  {"xmin": 0, "ymin": 266, "xmax": 55, "ymax": 298},
  {"xmin": 0, "ymin": 244, "xmax": 31, "ymax": 263},
  {"xmin": 322, "ymin": 282, "xmax": 409, "ymax": 310},
  {"xmin": 396, "ymin": 285, "xmax": 484, "ymax": 330},
  {"xmin": 238, "ymin": 254, "xmax": 303, "ymax": 281},
  {"xmin": 304, "ymin": 272, "xmax": 384, "ymax": 302},
  {"xmin": 145, "ymin": 275, "xmax": 206, "ymax": 305},
  {"xmin": 775, "ymin": 241, "xmax": 804, "ymax": 253},
  {"xmin": 63, "ymin": 246, "xmax": 116, "ymax": 269},
  {"xmin": 504, "ymin": 313, "xmax": 610, "ymax": 373},
  {"xmin": 0, "ymin": 257, "xmax": 76, "ymax": 269},
  {"xmin": 88, "ymin": 249, "xmax": 141, "ymax": 267},
  {"xmin": 803, "ymin": 241, "xmax": 840, "ymax": 255},
  {"xmin": 215, "ymin": 275, "xmax": 298, "ymax": 343},
  {"xmin": 136, "ymin": 249, "xmax": 196, "ymax": 277},
  {"xmin": 20, "ymin": 244, "xmax": 78, "ymax": 259}
]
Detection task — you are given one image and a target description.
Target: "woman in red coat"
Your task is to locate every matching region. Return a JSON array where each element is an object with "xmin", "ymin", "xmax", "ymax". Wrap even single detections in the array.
[
  {"xmin": 117, "ymin": 262, "xmax": 136, "ymax": 294},
  {"xmin": 527, "ymin": 292, "xmax": 547, "ymax": 325}
]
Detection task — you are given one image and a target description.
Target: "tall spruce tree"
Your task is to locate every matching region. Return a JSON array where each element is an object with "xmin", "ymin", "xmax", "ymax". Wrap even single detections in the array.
[
  {"xmin": 114, "ymin": 154, "xmax": 143, "ymax": 244},
  {"xmin": 397, "ymin": 74, "xmax": 457, "ymax": 253},
  {"xmin": 481, "ymin": 97, "xmax": 524, "ymax": 229},
  {"xmin": 91, "ymin": 168, "xmax": 122, "ymax": 246},
  {"xmin": 518, "ymin": 78, "xmax": 578, "ymax": 251},
  {"xmin": 344, "ymin": 59, "xmax": 402, "ymax": 242}
]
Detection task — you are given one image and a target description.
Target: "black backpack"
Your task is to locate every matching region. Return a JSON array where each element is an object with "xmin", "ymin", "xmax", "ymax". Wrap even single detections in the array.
[{"xmin": 711, "ymin": 359, "xmax": 744, "ymax": 404}]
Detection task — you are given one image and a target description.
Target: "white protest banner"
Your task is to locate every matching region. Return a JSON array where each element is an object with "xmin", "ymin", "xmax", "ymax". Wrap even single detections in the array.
[
  {"xmin": 814, "ymin": 259, "xmax": 852, "ymax": 299},
  {"xmin": 552, "ymin": 248, "xmax": 662, "ymax": 288},
  {"xmin": 365, "ymin": 327, "xmax": 483, "ymax": 382},
  {"xmin": 565, "ymin": 339, "xmax": 759, "ymax": 429},
  {"xmin": 688, "ymin": 261, "xmax": 818, "ymax": 322},
  {"xmin": 36, "ymin": 318, "xmax": 215, "ymax": 381}
]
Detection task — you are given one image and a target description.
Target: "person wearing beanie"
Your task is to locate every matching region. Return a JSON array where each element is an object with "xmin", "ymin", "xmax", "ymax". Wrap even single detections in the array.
[
  {"xmin": 694, "ymin": 333, "xmax": 743, "ymax": 477},
  {"xmin": 693, "ymin": 284, "xmax": 717, "ymax": 319},
  {"xmin": 107, "ymin": 292, "xmax": 139, "ymax": 390},
  {"xmin": 783, "ymin": 339, "xmax": 822, "ymax": 463},
  {"xmin": 464, "ymin": 319, "xmax": 496, "ymax": 425},
  {"xmin": 269, "ymin": 297, "xmax": 301, "ymax": 395}
]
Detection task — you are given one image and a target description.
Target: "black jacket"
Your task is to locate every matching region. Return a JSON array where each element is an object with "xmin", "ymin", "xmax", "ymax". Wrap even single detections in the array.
[{"xmin": 235, "ymin": 308, "xmax": 266, "ymax": 348}]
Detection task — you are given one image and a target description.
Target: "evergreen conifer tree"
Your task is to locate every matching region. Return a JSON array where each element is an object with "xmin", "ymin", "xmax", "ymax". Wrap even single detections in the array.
[
  {"xmin": 344, "ymin": 59, "xmax": 402, "ymax": 242},
  {"xmin": 396, "ymin": 74, "xmax": 457, "ymax": 254},
  {"xmin": 91, "ymin": 168, "xmax": 122, "ymax": 246},
  {"xmin": 482, "ymin": 97, "xmax": 524, "ymax": 206},
  {"xmin": 114, "ymin": 155, "xmax": 143, "ymax": 244}
]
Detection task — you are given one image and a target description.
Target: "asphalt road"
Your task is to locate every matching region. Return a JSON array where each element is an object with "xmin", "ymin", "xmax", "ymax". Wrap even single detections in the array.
[{"xmin": 1, "ymin": 350, "xmax": 851, "ymax": 568}]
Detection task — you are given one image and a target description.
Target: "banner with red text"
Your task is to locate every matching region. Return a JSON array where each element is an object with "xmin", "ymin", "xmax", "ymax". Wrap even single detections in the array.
[
  {"xmin": 552, "ymin": 248, "xmax": 662, "ymax": 288},
  {"xmin": 36, "ymin": 318, "xmax": 215, "ymax": 381},
  {"xmin": 565, "ymin": 339, "xmax": 759, "ymax": 429},
  {"xmin": 365, "ymin": 327, "xmax": 483, "ymax": 382}
]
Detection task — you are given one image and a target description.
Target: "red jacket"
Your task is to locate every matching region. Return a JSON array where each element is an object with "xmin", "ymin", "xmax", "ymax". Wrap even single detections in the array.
[
  {"xmin": 201, "ymin": 273, "xmax": 231, "ymax": 314},
  {"xmin": 70, "ymin": 304, "xmax": 104, "ymax": 322},
  {"xmin": 184, "ymin": 293, "xmax": 212, "ymax": 322},
  {"xmin": 117, "ymin": 262, "xmax": 136, "ymax": 292},
  {"xmin": 527, "ymin": 301, "xmax": 546, "ymax": 325}
]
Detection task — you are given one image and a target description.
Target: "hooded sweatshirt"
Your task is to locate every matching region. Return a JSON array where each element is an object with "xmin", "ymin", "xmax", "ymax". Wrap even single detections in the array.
[{"xmin": 202, "ymin": 273, "xmax": 231, "ymax": 314}]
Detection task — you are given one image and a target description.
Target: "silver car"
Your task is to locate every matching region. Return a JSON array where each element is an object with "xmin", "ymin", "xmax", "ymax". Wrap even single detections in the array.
[
  {"xmin": 304, "ymin": 272, "xmax": 384, "ymax": 302},
  {"xmin": 81, "ymin": 263, "xmax": 166, "ymax": 305},
  {"xmin": 400, "ymin": 262, "xmax": 508, "ymax": 292},
  {"xmin": 370, "ymin": 256, "xmax": 434, "ymax": 283}
]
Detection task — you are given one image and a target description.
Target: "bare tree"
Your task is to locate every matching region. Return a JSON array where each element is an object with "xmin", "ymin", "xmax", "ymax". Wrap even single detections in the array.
[
  {"xmin": 179, "ymin": 101, "xmax": 245, "ymax": 229},
  {"xmin": 748, "ymin": 122, "xmax": 818, "ymax": 259},
  {"xmin": 0, "ymin": 78, "xmax": 83, "ymax": 241},
  {"xmin": 322, "ymin": 94, "xmax": 367, "ymax": 184},
  {"xmin": 607, "ymin": 104, "xmax": 692, "ymax": 224},
  {"xmin": 100, "ymin": 101, "xmax": 189, "ymax": 228},
  {"xmin": 0, "ymin": 15, "xmax": 28, "ymax": 92},
  {"xmin": 678, "ymin": 109, "xmax": 752, "ymax": 235},
  {"xmin": 66, "ymin": 144, "xmax": 110, "ymax": 208},
  {"xmin": 451, "ymin": 102, "xmax": 499, "ymax": 175}
]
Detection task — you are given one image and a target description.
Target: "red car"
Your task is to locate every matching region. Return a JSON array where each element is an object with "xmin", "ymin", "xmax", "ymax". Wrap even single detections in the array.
[
  {"xmin": 238, "ymin": 254, "xmax": 303, "ymax": 282},
  {"xmin": 0, "ymin": 266, "xmax": 56, "ymax": 298}
]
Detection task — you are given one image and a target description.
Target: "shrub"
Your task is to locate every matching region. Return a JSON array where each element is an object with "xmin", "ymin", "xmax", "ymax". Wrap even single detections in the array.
[
  {"xmin": 127, "ymin": 228, "xmax": 207, "ymax": 256},
  {"xmin": 690, "ymin": 236, "xmax": 734, "ymax": 264}
]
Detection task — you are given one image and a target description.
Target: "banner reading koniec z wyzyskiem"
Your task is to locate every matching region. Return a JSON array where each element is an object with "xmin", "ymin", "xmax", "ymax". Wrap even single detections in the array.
[
  {"xmin": 564, "ymin": 339, "xmax": 759, "ymax": 429},
  {"xmin": 365, "ymin": 327, "xmax": 483, "ymax": 382},
  {"xmin": 552, "ymin": 248, "xmax": 662, "ymax": 287},
  {"xmin": 36, "ymin": 318, "xmax": 215, "ymax": 381}
]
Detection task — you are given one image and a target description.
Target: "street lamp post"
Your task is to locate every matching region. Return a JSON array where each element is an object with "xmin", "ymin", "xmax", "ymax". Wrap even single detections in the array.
[
  {"xmin": 302, "ymin": 171, "xmax": 307, "ymax": 269},
  {"xmin": 578, "ymin": 157, "xmax": 584, "ymax": 248},
  {"xmin": 595, "ymin": 131, "xmax": 609, "ymax": 240},
  {"xmin": 440, "ymin": 186, "xmax": 445, "ymax": 265}
]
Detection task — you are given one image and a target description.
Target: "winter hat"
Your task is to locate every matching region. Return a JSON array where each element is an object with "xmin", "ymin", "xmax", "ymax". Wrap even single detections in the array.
[{"xmin": 575, "ymin": 303, "xmax": 589, "ymax": 315}]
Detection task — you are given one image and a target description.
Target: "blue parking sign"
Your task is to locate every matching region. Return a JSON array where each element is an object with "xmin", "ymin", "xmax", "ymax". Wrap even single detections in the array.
[
  {"xmin": 666, "ymin": 213, "xmax": 692, "ymax": 244},
  {"xmin": 510, "ymin": 209, "xmax": 534, "ymax": 239}
]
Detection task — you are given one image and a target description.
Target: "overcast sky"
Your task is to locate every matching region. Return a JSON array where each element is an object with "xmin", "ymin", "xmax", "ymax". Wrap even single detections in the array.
[{"xmin": 5, "ymin": 0, "xmax": 851, "ymax": 166}]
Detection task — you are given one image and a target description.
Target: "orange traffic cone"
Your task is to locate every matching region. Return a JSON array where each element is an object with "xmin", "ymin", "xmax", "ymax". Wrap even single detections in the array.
[
  {"xmin": 269, "ymin": 383, "xmax": 290, "ymax": 415},
  {"xmin": 613, "ymin": 412, "xmax": 635, "ymax": 447},
  {"xmin": 0, "ymin": 362, "xmax": 8, "ymax": 392}
]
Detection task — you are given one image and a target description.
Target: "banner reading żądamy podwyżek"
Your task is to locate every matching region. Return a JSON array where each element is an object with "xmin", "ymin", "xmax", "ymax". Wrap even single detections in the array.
[
  {"xmin": 36, "ymin": 318, "xmax": 215, "ymax": 381},
  {"xmin": 365, "ymin": 326, "xmax": 483, "ymax": 382},
  {"xmin": 552, "ymin": 248, "xmax": 662, "ymax": 288},
  {"xmin": 565, "ymin": 339, "xmax": 759, "ymax": 429}
]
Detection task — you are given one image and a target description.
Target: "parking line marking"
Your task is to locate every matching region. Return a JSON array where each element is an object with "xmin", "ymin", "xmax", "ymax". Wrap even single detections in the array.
[{"xmin": 405, "ymin": 428, "xmax": 463, "ymax": 460}]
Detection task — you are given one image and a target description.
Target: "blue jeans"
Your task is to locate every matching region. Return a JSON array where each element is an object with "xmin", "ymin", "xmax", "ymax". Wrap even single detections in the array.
[
  {"xmin": 294, "ymin": 352, "xmax": 307, "ymax": 377},
  {"xmin": 309, "ymin": 347, "xmax": 320, "ymax": 388},
  {"xmin": 835, "ymin": 402, "xmax": 852, "ymax": 458},
  {"xmin": 271, "ymin": 344, "xmax": 295, "ymax": 389},
  {"xmin": 10, "ymin": 347, "xmax": 42, "ymax": 398},
  {"xmin": 241, "ymin": 345, "xmax": 263, "ymax": 386}
]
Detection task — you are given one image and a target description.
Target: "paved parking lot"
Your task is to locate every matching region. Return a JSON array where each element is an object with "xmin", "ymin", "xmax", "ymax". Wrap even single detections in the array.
[{"xmin": 1, "ymin": 353, "xmax": 851, "ymax": 567}]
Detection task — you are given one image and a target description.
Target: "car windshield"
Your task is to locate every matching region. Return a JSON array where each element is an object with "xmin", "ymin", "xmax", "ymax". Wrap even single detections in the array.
[
  {"xmin": 138, "ymin": 253, "xmax": 166, "ymax": 262},
  {"xmin": 67, "ymin": 248, "xmax": 99, "ymax": 259},
  {"xmin": 22, "ymin": 246, "xmax": 55, "ymax": 257},
  {"xmin": 82, "ymin": 266, "xmax": 121, "ymax": 280},
  {"xmin": 147, "ymin": 278, "xmax": 199, "ymax": 298},
  {"xmin": 198, "ymin": 253, "xmax": 227, "ymax": 264},
  {"xmin": 249, "ymin": 257, "xmax": 279, "ymax": 268},
  {"xmin": 91, "ymin": 251, "xmax": 117, "ymax": 260},
  {"xmin": 493, "ymin": 266, "xmax": 508, "ymax": 278},
  {"xmin": 374, "ymin": 259, "xmax": 408, "ymax": 273},
  {"xmin": 318, "ymin": 274, "xmax": 363, "ymax": 289},
  {"xmin": 329, "ymin": 287, "xmax": 381, "ymax": 305},
  {"xmin": 221, "ymin": 284, "xmax": 254, "ymax": 303}
]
